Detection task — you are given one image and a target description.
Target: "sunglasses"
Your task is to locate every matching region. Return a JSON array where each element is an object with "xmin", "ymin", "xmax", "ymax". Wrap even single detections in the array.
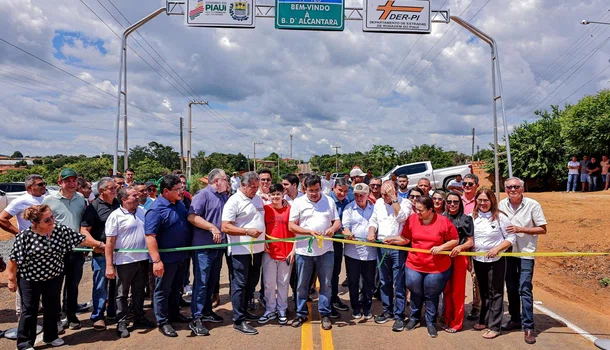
[
  {"xmin": 463, "ymin": 182, "xmax": 476, "ymax": 187},
  {"xmin": 147, "ymin": 188, "xmax": 157, "ymax": 192},
  {"xmin": 42, "ymin": 215, "xmax": 55, "ymax": 224},
  {"xmin": 370, "ymin": 184, "xmax": 381, "ymax": 188},
  {"xmin": 36, "ymin": 182, "xmax": 47, "ymax": 187},
  {"xmin": 446, "ymin": 200, "xmax": 460, "ymax": 205},
  {"xmin": 506, "ymin": 185, "xmax": 522, "ymax": 190},
  {"xmin": 408, "ymin": 195, "xmax": 422, "ymax": 199}
]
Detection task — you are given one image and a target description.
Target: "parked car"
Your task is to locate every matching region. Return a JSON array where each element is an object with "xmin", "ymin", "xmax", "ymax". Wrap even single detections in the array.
[
  {"xmin": 0, "ymin": 182, "xmax": 27, "ymax": 213},
  {"xmin": 331, "ymin": 173, "xmax": 347, "ymax": 181},
  {"xmin": 381, "ymin": 161, "xmax": 472, "ymax": 191}
]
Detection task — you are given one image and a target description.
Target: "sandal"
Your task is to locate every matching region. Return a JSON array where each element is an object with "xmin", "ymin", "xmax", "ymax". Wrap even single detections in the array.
[
  {"xmin": 482, "ymin": 330, "xmax": 500, "ymax": 339},
  {"xmin": 473, "ymin": 323, "xmax": 487, "ymax": 331},
  {"xmin": 444, "ymin": 327, "xmax": 458, "ymax": 333}
]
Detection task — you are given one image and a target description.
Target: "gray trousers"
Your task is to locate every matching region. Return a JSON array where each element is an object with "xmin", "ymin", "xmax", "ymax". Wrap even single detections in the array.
[{"xmin": 116, "ymin": 260, "xmax": 149, "ymax": 324}]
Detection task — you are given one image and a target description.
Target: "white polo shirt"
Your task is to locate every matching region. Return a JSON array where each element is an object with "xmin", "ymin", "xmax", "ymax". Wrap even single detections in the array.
[
  {"xmin": 105, "ymin": 206, "xmax": 149, "ymax": 265},
  {"xmin": 289, "ymin": 194, "xmax": 339, "ymax": 257},
  {"xmin": 4, "ymin": 193, "xmax": 45, "ymax": 231},
  {"xmin": 342, "ymin": 201, "xmax": 376, "ymax": 261},
  {"xmin": 368, "ymin": 196, "xmax": 411, "ymax": 240},
  {"xmin": 222, "ymin": 190, "xmax": 266, "ymax": 256},
  {"xmin": 283, "ymin": 192, "xmax": 303, "ymax": 206},
  {"xmin": 498, "ymin": 196, "xmax": 548, "ymax": 260}
]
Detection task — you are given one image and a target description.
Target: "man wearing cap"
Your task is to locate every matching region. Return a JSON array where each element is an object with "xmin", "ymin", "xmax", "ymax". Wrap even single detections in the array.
[
  {"xmin": 145, "ymin": 181, "xmax": 158, "ymax": 201},
  {"xmin": 230, "ymin": 172, "xmax": 241, "ymax": 195},
  {"xmin": 42, "ymin": 168, "xmax": 96, "ymax": 330},
  {"xmin": 327, "ymin": 178, "xmax": 351, "ymax": 317},
  {"xmin": 348, "ymin": 168, "xmax": 366, "ymax": 202},
  {"xmin": 289, "ymin": 175, "xmax": 341, "ymax": 331}
]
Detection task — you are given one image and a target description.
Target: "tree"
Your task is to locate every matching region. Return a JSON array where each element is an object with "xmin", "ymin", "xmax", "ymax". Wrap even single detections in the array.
[
  {"xmin": 147, "ymin": 142, "xmax": 180, "ymax": 170},
  {"xmin": 11, "ymin": 151, "xmax": 23, "ymax": 158},
  {"xmin": 560, "ymin": 89, "xmax": 610, "ymax": 155},
  {"xmin": 14, "ymin": 160, "xmax": 27, "ymax": 167},
  {"xmin": 64, "ymin": 157, "xmax": 113, "ymax": 182},
  {"xmin": 134, "ymin": 158, "xmax": 169, "ymax": 182}
]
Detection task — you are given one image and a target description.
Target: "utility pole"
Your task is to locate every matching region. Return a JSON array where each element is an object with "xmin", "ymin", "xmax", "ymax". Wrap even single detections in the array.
[
  {"xmin": 332, "ymin": 145, "xmax": 341, "ymax": 172},
  {"xmin": 290, "ymin": 134, "xmax": 293, "ymax": 160},
  {"xmin": 278, "ymin": 153, "xmax": 281, "ymax": 179},
  {"xmin": 476, "ymin": 145, "xmax": 480, "ymax": 161},
  {"xmin": 253, "ymin": 142, "xmax": 263, "ymax": 171},
  {"xmin": 180, "ymin": 117, "xmax": 184, "ymax": 172},
  {"xmin": 471, "ymin": 128, "xmax": 475, "ymax": 160},
  {"xmin": 187, "ymin": 100, "xmax": 208, "ymax": 180}
]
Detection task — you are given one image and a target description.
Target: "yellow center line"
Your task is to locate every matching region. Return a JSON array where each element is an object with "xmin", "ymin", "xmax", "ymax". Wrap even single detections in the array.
[
  {"xmin": 301, "ymin": 301, "xmax": 314, "ymax": 350},
  {"xmin": 319, "ymin": 323, "xmax": 334, "ymax": 350}
]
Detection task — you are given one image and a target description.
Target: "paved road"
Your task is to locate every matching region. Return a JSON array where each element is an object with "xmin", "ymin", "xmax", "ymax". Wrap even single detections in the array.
[{"xmin": 0, "ymin": 259, "xmax": 595, "ymax": 350}]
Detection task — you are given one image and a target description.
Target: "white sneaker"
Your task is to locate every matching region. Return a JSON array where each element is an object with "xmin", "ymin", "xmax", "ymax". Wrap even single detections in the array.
[
  {"xmin": 44, "ymin": 338, "xmax": 65, "ymax": 347},
  {"xmin": 184, "ymin": 285, "xmax": 193, "ymax": 296}
]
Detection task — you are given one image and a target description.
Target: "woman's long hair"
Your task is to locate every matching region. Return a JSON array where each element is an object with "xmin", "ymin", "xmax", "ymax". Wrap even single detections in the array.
[
  {"xmin": 444, "ymin": 191, "xmax": 464, "ymax": 216},
  {"xmin": 472, "ymin": 188, "xmax": 503, "ymax": 222}
]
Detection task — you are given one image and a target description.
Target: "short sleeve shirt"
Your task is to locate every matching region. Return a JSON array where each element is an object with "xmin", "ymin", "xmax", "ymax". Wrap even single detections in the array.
[
  {"xmin": 587, "ymin": 161, "xmax": 601, "ymax": 176},
  {"xmin": 105, "ymin": 207, "xmax": 149, "ymax": 265},
  {"xmin": 568, "ymin": 161, "xmax": 580, "ymax": 175},
  {"xmin": 498, "ymin": 197, "xmax": 547, "ymax": 260},
  {"xmin": 401, "ymin": 213, "xmax": 458, "ymax": 273},
  {"xmin": 42, "ymin": 191, "xmax": 87, "ymax": 232},
  {"xmin": 9, "ymin": 224, "xmax": 85, "ymax": 281},
  {"xmin": 189, "ymin": 186, "xmax": 228, "ymax": 247},
  {"xmin": 81, "ymin": 197, "xmax": 120, "ymax": 249},
  {"xmin": 289, "ymin": 194, "xmax": 339, "ymax": 257},
  {"xmin": 144, "ymin": 196, "xmax": 190, "ymax": 264},
  {"xmin": 4, "ymin": 193, "xmax": 44, "ymax": 230},
  {"xmin": 221, "ymin": 190, "xmax": 266, "ymax": 256},
  {"xmin": 580, "ymin": 160, "xmax": 590, "ymax": 174}
]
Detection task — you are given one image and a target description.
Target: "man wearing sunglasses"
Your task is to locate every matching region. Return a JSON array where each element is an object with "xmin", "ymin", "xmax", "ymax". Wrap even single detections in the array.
[
  {"xmin": 368, "ymin": 178, "xmax": 382, "ymax": 203},
  {"xmin": 459, "ymin": 173, "xmax": 482, "ymax": 321},
  {"xmin": 256, "ymin": 168, "xmax": 273, "ymax": 205},
  {"xmin": 0, "ymin": 174, "xmax": 47, "ymax": 318},
  {"xmin": 499, "ymin": 177, "xmax": 547, "ymax": 345}
]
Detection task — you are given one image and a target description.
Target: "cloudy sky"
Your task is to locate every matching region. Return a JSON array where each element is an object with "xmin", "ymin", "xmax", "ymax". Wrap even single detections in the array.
[{"xmin": 0, "ymin": 0, "xmax": 609, "ymax": 162}]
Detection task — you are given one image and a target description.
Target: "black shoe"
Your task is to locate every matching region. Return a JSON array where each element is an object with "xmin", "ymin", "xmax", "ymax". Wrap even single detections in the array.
[
  {"xmin": 427, "ymin": 325, "xmax": 438, "ymax": 338},
  {"xmin": 341, "ymin": 278, "xmax": 349, "ymax": 287},
  {"xmin": 330, "ymin": 308, "xmax": 341, "ymax": 319},
  {"xmin": 233, "ymin": 321, "xmax": 258, "ymax": 335},
  {"xmin": 76, "ymin": 301, "xmax": 93, "ymax": 314},
  {"xmin": 159, "ymin": 324, "xmax": 178, "ymax": 337},
  {"xmin": 68, "ymin": 320, "xmax": 81, "ymax": 330},
  {"xmin": 244, "ymin": 312, "xmax": 259, "ymax": 321},
  {"xmin": 374, "ymin": 312, "xmax": 393, "ymax": 324},
  {"xmin": 291, "ymin": 316, "xmax": 307, "ymax": 328},
  {"xmin": 373, "ymin": 290, "xmax": 381, "ymax": 300},
  {"xmin": 501, "ymin": 320, "xmax": 521, "ymax": 331},
  {"xmin": 406, "ymin": 319, "xmax": 419, "ymax": 331},
  {"xmin": 466, "ymin": 308, "xmax": 479, "ymax": 321},
  {"xmin": 106, "ymin": 316, "xmax": 117, "ymax": 325},
  {"xmin": 117, "ymin": 323, "xmax": 130, "ymax": 338},
  {"xmin": 201, "ymin": 312, "xmax": 224, "ymax": 323},
  {"xmin": 392, "ymin": 319, "xmax": 405, "ymax": 332},
  {"xmin": 134, "ymin": 318, "xmax": 156, "ymax": 329},
  {"xmin": 247, "ymin": 298, "xmax": 256, "ymax": 311},
  {"xmin": 170, "ymin": 314, "xmax": 191, "ymax": 323},
  {"xmin": 189, "ymin": 319, "xmax": 210, "ymax": 336},
  {"xmin": 259, "ymin": 296, "xmax": 266, "ymax": 309},
  {"xmin": 321, "ymin": 316, "xmax": 332, "ymax": 330},
  {"xmin": 179, "ymin": 297, "xmax": 191, "ymax": 307},
  {"xmin": 332, "ymin": 300, "xmax": 349, "ymax": 311}
]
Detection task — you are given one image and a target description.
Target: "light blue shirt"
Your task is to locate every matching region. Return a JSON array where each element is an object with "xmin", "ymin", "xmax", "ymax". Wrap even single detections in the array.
[{"xmin": 342, "ymin": 201, "xmax": 376, "ymax": 261}]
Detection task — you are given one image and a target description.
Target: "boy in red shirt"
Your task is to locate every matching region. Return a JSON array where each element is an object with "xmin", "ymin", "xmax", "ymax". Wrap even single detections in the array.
[{"xmin": 258, "ymin": 184, "xmax": 295, "ymax": 325}]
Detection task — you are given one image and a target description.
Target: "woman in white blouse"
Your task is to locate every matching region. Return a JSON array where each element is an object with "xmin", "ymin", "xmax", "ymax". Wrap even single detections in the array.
[{"xmin": 471, "ymin": 189, "xmax": 516, "ymax": 339}]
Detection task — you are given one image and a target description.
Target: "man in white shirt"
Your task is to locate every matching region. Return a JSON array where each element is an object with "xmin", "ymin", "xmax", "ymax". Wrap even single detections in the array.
[
  {"xmin": 447, "ymin": 174, "xmax": 464, "ymax": 194},
  {"xmin": 0, "ymin": 174, "xmax": 46, "ymax": 234},
  {"xmin": 321, "ymin": 171, "xmax": 334, "ymax": 195},
  {"xmin": 566, "ymin": 156, "xmax": 580, "ymax": 192},
  {"xmin": 230, "ymin": 172, "xmax": 241, "ymax": 195},
  {"xmin": 289, "ymin": 175, "xmax": 341, "ymax": 331},
  {"xmin": 499, "ymin": 177, "xmax": 547, "ymax": 345},
  {"xmin": 221, "ymin": 172, "xmax": 265, "ymax": 335},
  {"xmin": 367, "ymin": 180, "xmax": 411, "ymax": 331},
  {"xmin": 282, "ymin": 173, "xmax": 303, "ymax": 205},
  {"xmin": 0, "ymin": 174, "xmax": 46, "ymax": 317},
  {"xmin": 256, "ymin": 168, "xmax": 272, "ymax": 204},
  {"xmin": 105, "ymin": 187, "xmax": 155, "ymax": 338}
]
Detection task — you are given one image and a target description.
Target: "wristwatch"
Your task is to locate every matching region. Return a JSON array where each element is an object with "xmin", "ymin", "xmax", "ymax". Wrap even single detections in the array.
[{"xmin": 391, "ymin": 199, "xmax": 398, "ymax": 203}]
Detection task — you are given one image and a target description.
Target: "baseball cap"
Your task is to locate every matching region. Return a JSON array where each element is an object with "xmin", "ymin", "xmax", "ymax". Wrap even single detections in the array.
[
  {"xmin": 353, "ymin": 183, "xmax": 370, "ymax": 194},
  {"xmin": 349, "ymin": 168, "xmax": 366, "ymax": 177},
  {"xmin": 145, "ymin": 181, "xmax": 157, "ymax": 188},
  {"xmin": 60, "ymin": 168, "xmax": 78, "ymax": 180}
]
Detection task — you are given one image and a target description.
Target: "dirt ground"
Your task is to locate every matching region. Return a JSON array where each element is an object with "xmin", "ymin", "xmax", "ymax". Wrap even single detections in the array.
[{"xmin": 0, "ymin": 191, "xmax": 608, "ymax": 349}]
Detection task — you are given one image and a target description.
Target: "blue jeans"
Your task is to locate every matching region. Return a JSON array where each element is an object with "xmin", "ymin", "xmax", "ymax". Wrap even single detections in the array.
[
  {"xmin": 90, "ymin": 256, "xmax": 116, "ymax": 321},
  {"xmin": 405, "ymin": 266, "xmax": 452, "ymax": 326},
  {"xmin": 377, "ymin": 248, "xmax": 407, "ymax": 319},
  {"xmin": 567, "ymin": 174, "xmax": 578, "ymax": 192},
  {"xmin": 296, "ymin": 251, "xmax": 334, "ymax": 318},
  {"xmin": 191, "ymin": 249, "xmax": 222, "ymax": 319},
  {"xmin": 589, "ymin": 175, "xmax": 599, "ymax": 191},
  {"xmin": 506, "ymin": 257, "xmax": 535, "ymax": 330},
  {"xmin": 153, "ymin": 258, "xmax": 187, "ymax": 325}
]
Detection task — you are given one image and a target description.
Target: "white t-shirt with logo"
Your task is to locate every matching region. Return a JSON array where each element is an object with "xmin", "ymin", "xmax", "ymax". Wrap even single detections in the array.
[
  {"xmin": 289, "ymin": 194, "xmax": 339, "ymax": 257},
  {"xmin": 222, "ymin": 190, "xmax": 266, "ymax": 256},
  {"xmin": 5, "ymin": 193, "xmax": 45, "ymax": 231}
]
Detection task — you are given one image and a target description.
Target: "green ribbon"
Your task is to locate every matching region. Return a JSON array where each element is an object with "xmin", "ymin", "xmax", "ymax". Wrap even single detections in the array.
[{"xmin": 73, "ymin": 236, "xmax": 311, "ymax": 253}]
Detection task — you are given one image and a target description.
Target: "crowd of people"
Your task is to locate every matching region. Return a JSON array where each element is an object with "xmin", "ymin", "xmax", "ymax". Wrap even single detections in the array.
[
  {"xmin": 0, "ymin": 166, "xmax": 548, "ymax": 348},
  {"xmin": 566, "ymin": 155, "xmax": 610, "ymax": 192}
]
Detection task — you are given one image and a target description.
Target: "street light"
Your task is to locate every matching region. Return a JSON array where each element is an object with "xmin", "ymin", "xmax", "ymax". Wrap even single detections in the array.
[{"xmin": 581, "ymin": 20, "xmax": 610, "ymax": 25}]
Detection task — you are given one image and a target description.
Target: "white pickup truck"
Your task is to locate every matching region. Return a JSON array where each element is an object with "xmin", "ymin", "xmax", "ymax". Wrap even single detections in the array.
[{"xmin": 381, "ymin": 161, "xmax": 472, "ymax": 191}]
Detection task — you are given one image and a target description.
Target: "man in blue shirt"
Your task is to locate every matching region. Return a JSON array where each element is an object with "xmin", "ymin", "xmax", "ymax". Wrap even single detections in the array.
[
  {"xmin": 327, "ymin": 178, "xmax": 350, "ymax": 317},
  {"xmin": 187, "ymin": 169, "xmax": 229, "ymax": 336},
  {"xmin": 145, "ymin": 175, "xmax": 191, "ymax": 337}
]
